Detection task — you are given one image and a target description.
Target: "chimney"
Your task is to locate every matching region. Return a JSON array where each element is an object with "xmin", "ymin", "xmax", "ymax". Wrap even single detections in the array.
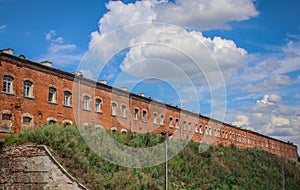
[
  {"xmin": 120, "ymin": 87, "xmax": 127, "ymax": 91},
  {"xmin": 1, "ymin": 48, "xmax": 14, "ymax": 55},
  {"xmin": 98, "ymin": 80, "xmax": 107, "ymax": 85},
  {"xmin": 72, "ymin": 71, "xmax": 84, "ymax": 77},
  {"xmin": 41, "ymin": 61, "xmax": 52, "ymax": 67},
  {"xmin": 137, "ymin": 92, "xmax": 145, "ymax": 97}
]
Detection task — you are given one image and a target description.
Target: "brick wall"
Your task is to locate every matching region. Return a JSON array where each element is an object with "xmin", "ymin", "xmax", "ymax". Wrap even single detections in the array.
[{"xmin": 0, "ymin": 52, "xmax": 298, "ymax": 160}]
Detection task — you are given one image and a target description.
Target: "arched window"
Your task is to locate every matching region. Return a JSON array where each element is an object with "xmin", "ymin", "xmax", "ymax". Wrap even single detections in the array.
[
  {"xmin": 175, "ymin": 118, "xmax": 179, "ymax": 129},
  {"xmin": 83, "ymin": 96, "xmax": 90, "ymax": 110},
  {"xmin": 23, "ymin": 80, "xmax": 34, "ymax": 97},
  {"xmin": 160, "ymin": 114, "xmax": 165, "ymax": 125},
  {"xmin": 48, "ymin": 87, "xmax": 57, "ymax": 103},
  {"xmin": 199, "ymin": 125, "xmax": 203, "ymax": 134},
  {"xmin": 153, "ymin": 112, "xmax": 158, "ymax": 124},
  {"xmin": 63, "ymin": 91, "xmax": 72, "ymax": 106},
  {"xmin": 205, "ymin": 125, "xmax": 209, "ymax": 135},
  {"xmin": 121, "ymin": 104, "xmax": 126, "ymax": 118},
  {"xmin": 1, "ymin": 112, "xmax": 12, "ymax": 132},
  {"xmin": 48, "ymin": 120, "xmax": 57, "ymax": 125},
  {"xmin": 111, "ymin": 102, "xmax": 117, "ymax": 116},
  {"xmin": 3, "ymin": 76, "xmax": 13, "ymax": 94},
  {"xmin": 188, "ymin": 122, "xmax": 192, "ymax": 131},
  {"xmin": 134, "ymin": 108, "xmax": 139, "ymax": 120},
  {"xmin": 21, "ymin": 113, "xmax": 34, "ymax": 130},
  {"xmin": 195, "ymin": 124, "xmax": 198, "ymax": 133},
  {"xmin": 111, "ymin": 127, "xmax": 118, "ymax": 133},
  {"xmin": 169, "ymin": 117, "xmax": 173, "ymax": 128},
  {"xmin": 62, "ymin": 119, "xmax": 73, "ymax": 126},
  {"xmin": 183, "ymin": 121, "xmax": 187, "ymax": 131},
  {"xmin": 95, "ymin": 98, "xmax": 102, "ymax": 113},
  {"xmin": 214, "ymin": 128, "xmax": 217, "ymax": 137},
  {"xmin": 142, "ymin": 110, "xmax": 147, "ymax": 122},
  {"xmin": 121, "ymin": 128, "xmax": 128, "ymax": 134}
]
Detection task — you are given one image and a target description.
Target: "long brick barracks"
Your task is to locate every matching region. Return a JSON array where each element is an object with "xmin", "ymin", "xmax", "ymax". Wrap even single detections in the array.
[{"xmin": 0, "ymin": 48, "xmax": 298, "ymax": 160}]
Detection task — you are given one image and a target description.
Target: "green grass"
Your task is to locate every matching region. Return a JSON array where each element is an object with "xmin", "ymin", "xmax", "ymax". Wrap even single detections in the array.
[{"xmin": 2, "ymin": 124, "xmax": 300, "ymax": 190}]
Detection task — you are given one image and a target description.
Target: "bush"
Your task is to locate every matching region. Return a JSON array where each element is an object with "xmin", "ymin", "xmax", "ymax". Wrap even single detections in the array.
[{"xmin": 4, "ymin": 124, "xmax": 300, "ymax": 190}]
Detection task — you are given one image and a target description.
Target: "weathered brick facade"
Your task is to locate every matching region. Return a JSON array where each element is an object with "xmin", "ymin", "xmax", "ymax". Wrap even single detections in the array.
[{"xmin": 0, "ymin": 51, "xmax": 298, "ymax": 160}]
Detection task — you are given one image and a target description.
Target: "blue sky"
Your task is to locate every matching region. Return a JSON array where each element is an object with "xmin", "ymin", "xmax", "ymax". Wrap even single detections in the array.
[{"xmin": 1, "ymin": 0, "xmax": 300, "ymax": 151}]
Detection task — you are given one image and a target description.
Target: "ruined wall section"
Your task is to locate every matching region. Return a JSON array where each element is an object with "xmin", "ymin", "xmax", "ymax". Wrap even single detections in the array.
[{"xmin": 0, "ymin": 143, "xmax": 87, "ymax": 190}]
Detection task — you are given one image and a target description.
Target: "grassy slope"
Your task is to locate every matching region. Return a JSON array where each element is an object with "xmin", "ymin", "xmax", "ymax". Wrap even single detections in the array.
[{"xmin": 3, "ymin": 124, "xmax": 300, "ymax": 190}]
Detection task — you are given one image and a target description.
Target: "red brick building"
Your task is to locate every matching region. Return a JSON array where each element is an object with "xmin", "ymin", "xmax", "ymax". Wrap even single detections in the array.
[{"xmin": 0, "ymin": 49, "xmax": 298, "ymax": 160}]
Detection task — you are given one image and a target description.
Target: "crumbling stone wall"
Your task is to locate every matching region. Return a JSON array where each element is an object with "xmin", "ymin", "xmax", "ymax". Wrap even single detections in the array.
[{"xmin": 0, "ymin": 143, "xmax": 87, "ymax": 190}]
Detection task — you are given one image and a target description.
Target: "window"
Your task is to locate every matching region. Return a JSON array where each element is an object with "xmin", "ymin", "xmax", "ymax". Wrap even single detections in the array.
[
  {"xmin": 63, "ymin": 91, "xmax": 72, "ymax": 106},
  {"xmin": 3, "ymin": 76, "xmax": 13, "ymax": 93},
  {"xmin": 121, "ymin": 105, "xmax": 126, "ymax": 118},
  {"xmin": 169, "ymin": 117, "xmax": 173, "ymax": 128},
  {"xmin": 95, "ymin": 98, "xmax": 102, "ymax": 112},
  {"xmin": 134, "ymin": 108, "xmax": 139, "ymax": 120},
  {"xmin": 199, "ymin": 125, "xmax": 203, "ymax": 134},
  {"xmin": 142, "ymin": 110, "xmax": 147, "ymax": 122},
  {"xmin": 183, "ymin": 121, "xmax": 187, "ymax": 131},
  {"xmin": 225, "ymin": 131, "xmax": 228, "ymax": 139},
  {"xmin": 217, "ymin": 129, "xmax": 221, "ymax": 137},
  {"xmin": 23, "ymin": 80, "xmax": 34, "ymax": 97},
  {"xmin": 22, "ymin": 115, "xmax": 34, "ymax": 130},
  {"xmin": 160, "ymin": 114, "xmax": 165, "ymax": 125},
  {"xmin": 83, "ymin": 96, "xmax": 90, "ymax": 110},
  {"xmin": 22, "ymin": 116, "xmax": 32, "ymax": 125},
  {"xmin": 121, "ymin": 128, "xmax": 128, "ymax": 134},
  {"xmin": 188, "ymin": 122, "xmax": 191, "ymax": 131},
  {"xmin": 111, "ymin": 127, "xmax": 118, "ymax": 133},
  {"xmin": 62, "ymin": 119, "xmax": 73, "ymax": 126},
  {"xmin": 1, "ymin": 113, "xmax": 12, "ymax": 131},
  {"xmin": 208, "ymin": 126, "xmax": 212, "ymax": 136},
  {"xmin": 48, "ymin": 87, "xmax": 57, "ymax": 103},
  {"xmin": 111, "ymin": 102, "xmax": 117, "ymax": 116},
  {"xmin": 205, "ymin": 125, "xmax": 209, "ymax": 135},
  {"xmin": 175, "ymin": 118, "xmax": 179, "ymax": 129},
  {"xmin": 47, "ymin": 117, "xmax": 58, "ymax": 125},
  {"xmin": 153, "ymin": 112, "xmax": 158, "ymax": 124},
  {"xmin": 195, "ymin": 124, "xmax": 198, "ymax": 133},
  {"xmin": 214, "ymin": 128, "xmax": 217, "ymax": 137}
]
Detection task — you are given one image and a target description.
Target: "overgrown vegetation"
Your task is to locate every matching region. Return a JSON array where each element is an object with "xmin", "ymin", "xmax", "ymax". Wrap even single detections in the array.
[{"xmin": 3, "ymin": 124, "xmax": 300, "ymax": 190}]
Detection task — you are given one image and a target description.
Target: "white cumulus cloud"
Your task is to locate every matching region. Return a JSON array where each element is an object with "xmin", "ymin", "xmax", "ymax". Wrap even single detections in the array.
[
  {"xmin": 155, "ymin": 0, "xmax": 259, "ymax": 30},
  {"xmin": 88, "ymin": 0, "xmax": 251, "ymax": 83}
]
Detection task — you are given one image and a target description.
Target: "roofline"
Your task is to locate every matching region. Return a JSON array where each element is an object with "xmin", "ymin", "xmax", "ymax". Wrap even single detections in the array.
[{"xmin": 0, "ymin": 52, "xmax": 297, "ymax": 148}]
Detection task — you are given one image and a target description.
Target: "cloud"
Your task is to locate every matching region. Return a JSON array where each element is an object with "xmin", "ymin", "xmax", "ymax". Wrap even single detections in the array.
[
  {"xmin": 256, "ymin": 94, "xmax": 281, "ymax": 105},
  {"xmin": 231, "ymin": 94, "xmax": 300, "ymax": 149},
  {"xmin": 85, "ymin": 0, "xmax": 258, "ymax": 122},
  {"xmin": 0, "ymin": 24, "xmax": 7, "ymax": 32},
  {"xmin": 97, "ymin": 0, "xmax": 258, "ymax": 33},
  {"xmin": 45, "ymin": 30, "xmax": 56, "ymax": 41},
  {"xmin": 98, "ymin": 0, "xmax": 157, "ymax": 34},
  {"xmin": 38, "ymin": 30, "xmax": 83, "ymax": 68},
  {"xmin": 119, "ymin": 25, "xmax": 247, "ymax": 82},
  {"xmin": 155, "ymin": 0, "xmax": 259, "ymax": 30},
  {"xmin": 89, "ymin": 0, "xmax": 250, "ymax": 84},
  {"xmin": 45, "ymin": 30, "xmax": 64, "ymax": 43},
  {"xmin": 232, "ymin": 114, "xmax": 249, "ymax": 128},
  {"xmin": 241, "ymin": 74, "xmax": 291, "ymax": 92}
]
